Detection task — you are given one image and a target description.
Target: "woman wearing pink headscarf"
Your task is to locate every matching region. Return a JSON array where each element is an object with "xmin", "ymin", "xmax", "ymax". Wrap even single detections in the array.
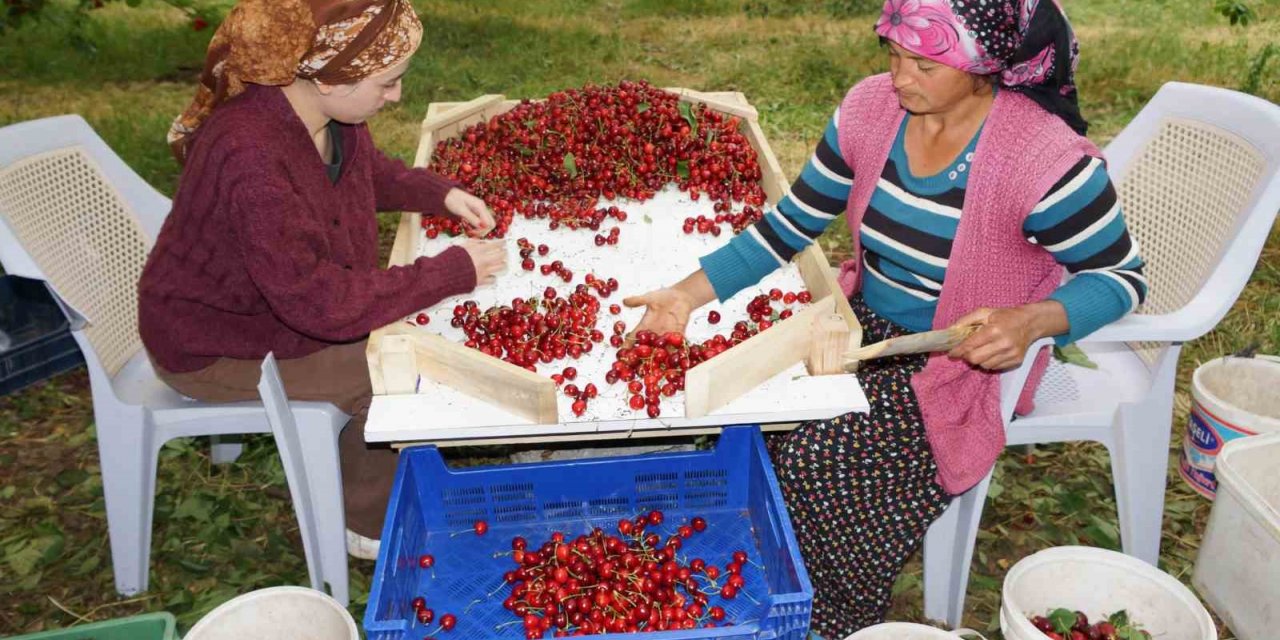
[{"xmin": 627, "ymin": 1, "xmax": 1148, "ymax": 634}]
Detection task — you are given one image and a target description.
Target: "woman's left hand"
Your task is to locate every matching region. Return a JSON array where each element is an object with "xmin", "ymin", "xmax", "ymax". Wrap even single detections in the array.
[
  {"xmin": 444, "ymin": 188, "xmax": 496, "ymax": 237},
  {"xmin": 947, "ymin": 301, "xmax": 1068, "ymax": 371}
]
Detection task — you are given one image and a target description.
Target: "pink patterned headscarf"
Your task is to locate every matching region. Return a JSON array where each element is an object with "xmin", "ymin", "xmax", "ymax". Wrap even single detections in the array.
[{"xmin": 875, "ymin": 0, "xmax": 1087, "ymax": 134}]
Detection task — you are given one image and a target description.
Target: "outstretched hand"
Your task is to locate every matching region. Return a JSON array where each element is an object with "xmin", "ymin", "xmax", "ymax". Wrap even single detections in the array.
[{"xmin": 622, "ymin": 287, "xmax": 697, "ymax": 338}]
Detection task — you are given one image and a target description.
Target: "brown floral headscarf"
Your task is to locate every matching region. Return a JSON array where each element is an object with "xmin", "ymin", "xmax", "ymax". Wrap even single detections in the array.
[{"xmin": 167, "ymin": 0, "xmax": 423, "ymax": 163}]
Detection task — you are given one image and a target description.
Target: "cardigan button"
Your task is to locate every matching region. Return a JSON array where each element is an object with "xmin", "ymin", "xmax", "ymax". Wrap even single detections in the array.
[{"xmin": 332, "ymin": 219, "xmax": 340, "ymax": 226}]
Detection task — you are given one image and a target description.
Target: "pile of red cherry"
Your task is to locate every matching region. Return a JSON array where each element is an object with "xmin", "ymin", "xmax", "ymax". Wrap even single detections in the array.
[
  {"xmin": 603, "ymin": 289, "xmax": 814, "ymax": 418},
  {"xmin": 1029, "ymin": 609, "xmax": 1150, "ymax": 640},
  {"xmin": 449, "ymin": 283, "xmax": 607, "ymax": 368},
  {"xmin": 424, "ymin": 80, "xmax": 767, "ymax": 240},
  {"xmin": 497, "ymin": 510, "xmax": 750, "ymax": 637}
]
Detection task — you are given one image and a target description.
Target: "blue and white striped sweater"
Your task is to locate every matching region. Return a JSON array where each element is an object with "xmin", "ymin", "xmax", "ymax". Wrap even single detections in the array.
[{"xmin": 700, "ymin": 111, "xmax": 1149, "ymax": 345}]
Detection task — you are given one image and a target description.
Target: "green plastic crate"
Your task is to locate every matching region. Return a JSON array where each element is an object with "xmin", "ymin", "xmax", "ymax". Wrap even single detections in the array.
[{"xmin": 2, "ymin": 612, "xmax": 177, "ymax": 640}]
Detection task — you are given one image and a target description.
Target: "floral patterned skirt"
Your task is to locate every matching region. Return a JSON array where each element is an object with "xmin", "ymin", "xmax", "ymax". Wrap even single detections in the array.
[{"xmin": 767, "ymin": 295, "xmax": 954, "ymax": 638}]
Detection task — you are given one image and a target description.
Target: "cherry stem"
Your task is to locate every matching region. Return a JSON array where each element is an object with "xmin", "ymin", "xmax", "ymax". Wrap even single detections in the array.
[{"xmin": 486, "ymin": 579, "xmax": 508, "ymax": 598}]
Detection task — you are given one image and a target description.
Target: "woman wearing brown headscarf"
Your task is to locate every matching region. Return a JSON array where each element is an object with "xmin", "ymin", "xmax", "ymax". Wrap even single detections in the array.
[{"xmin": 138, "ymin": 0, "xmax": 505, "ymax": 558}]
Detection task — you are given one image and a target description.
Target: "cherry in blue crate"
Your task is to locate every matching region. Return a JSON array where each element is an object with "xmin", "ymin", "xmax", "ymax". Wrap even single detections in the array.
[{"xmin": 364, "ymin": 425, "xmax": 814, "ymax": 639}]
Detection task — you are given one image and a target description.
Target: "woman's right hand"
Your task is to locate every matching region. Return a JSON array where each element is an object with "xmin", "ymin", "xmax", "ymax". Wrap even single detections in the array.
[
  {"xmin": 622, "ymin": 270, "xmax": 719, "ymax": 338},
  {"xmin": 459, "ymin": 239, "xmax": 507, "ymax": 286},
  {"xmin": 623, "ymin": 287, "xmax": 699, "ymax": 337}
]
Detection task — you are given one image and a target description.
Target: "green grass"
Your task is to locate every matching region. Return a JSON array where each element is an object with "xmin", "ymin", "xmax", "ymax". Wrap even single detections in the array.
[{"xmin": 1, "ymin": 0, "xmax": 1278, "ymax": 636}]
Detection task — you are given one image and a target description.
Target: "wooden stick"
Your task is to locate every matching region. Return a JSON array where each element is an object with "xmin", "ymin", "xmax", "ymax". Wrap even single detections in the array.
[{"xmin": 842, "ymin": 323, "xmax": 982, "ymax": 369}]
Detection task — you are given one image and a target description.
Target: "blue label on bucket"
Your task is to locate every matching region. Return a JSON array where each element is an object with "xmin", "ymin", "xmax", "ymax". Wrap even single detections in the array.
[
  {"xmin": 1188, "ymin": 411, "xmax": 1223, "ymax": 454},
  {"xmin": 1180, "ymin": 401, "xmax": 1259, "ymax": 499}
]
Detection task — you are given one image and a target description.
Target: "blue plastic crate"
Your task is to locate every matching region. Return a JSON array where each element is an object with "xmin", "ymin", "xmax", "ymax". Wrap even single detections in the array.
[{"xmin": 365, "ymin": 425, "xmax": 812, "ymax": 640}]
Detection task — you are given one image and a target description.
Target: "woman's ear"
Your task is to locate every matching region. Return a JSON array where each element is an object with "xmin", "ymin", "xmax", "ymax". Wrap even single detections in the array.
[{"xmin": 313, "ymin": 80, "xmax": 336, "ymax": 96}]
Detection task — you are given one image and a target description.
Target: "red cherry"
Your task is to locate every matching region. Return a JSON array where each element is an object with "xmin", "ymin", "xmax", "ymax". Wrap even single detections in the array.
[
  {"xmin": 412, "ymin": 596, "xmax": 426, "ymax": 610},
  {"xmin": 415, "ymin": 313, "xmax": 430, "ymax": 326},
  {"xmin": 647, "ymin": 510, "xmax": 663, "ymax": 526},
  {"xmin": 191, "ymin": 16, "xmax": 209, "ymax": 30},
  {"xmin": 417, "ymin": 607, "xmax": 434, "ymax": 624},
  {"xmin": 571, "ymin": 399, "xmax": 587, "ymax": 416},
  {"xmin": 691, "ymin": 516, "xmax": 707, "ymax": 532},
  {"xmin": 474, "ymin": 521, "xmax": 488, "ymax": 536},
  {"xmin": 419, "ymin": 554, "xmax": 435, "ymax": 569},
  {"xmin": 439, "ymin": 613, "xmax": 456, "ymax": 631},
  {"xmin": 562, "ymin": 366, "xmax": 577, "ymax": 380},
  {"xmin": 707, "ymin": 310, "xmax": 721, "ymax": 324}
]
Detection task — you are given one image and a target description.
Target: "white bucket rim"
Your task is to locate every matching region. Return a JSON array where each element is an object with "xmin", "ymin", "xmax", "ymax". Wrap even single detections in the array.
[
  {"xmin": 1214, "ymin": 430, "xmax": 1280, "ymax": 540},
  {"xmin": 182, "ymin": 586, "xmax": 358, "ymax": 640},
  {"xmin": 1191, "ymin": 355, "xmax": 1280, "ymax": 430},
  {"xmin": 1001, "ymin": 546, "xmax": 1215, "ymax": 638},
  {"xmin": 844, "ymin": 621, "xmax": 964, "ymax": 639}
]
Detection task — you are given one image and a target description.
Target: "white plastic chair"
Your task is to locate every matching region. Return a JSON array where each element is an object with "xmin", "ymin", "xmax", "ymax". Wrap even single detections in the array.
[
  {"xmin": 921, "ymin": 82, "xmax": 1280, "ymax": 627},
  {"xmin": 0, "ymin": 115, "xmax": 349, "ymax": 597},
  {"xmin": 257, "ymin": 353, "xmax": 351, "ymax": 606}
]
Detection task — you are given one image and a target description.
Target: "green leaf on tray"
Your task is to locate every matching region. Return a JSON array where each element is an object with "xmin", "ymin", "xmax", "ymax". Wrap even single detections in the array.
[
  {"xmin": 636, "ymin": 102, "xmax": 650, "ymax": 114},
  {"xmin": 562, "ymin": 152, "xmax": 578, "ymax": 178},
  {"xmin": 676, "ymin": 159, "xmax": 690, "ymax": 180},
  {"xmin": 677, "ymin": 101, "xmax": 698, "ymax": 136}
]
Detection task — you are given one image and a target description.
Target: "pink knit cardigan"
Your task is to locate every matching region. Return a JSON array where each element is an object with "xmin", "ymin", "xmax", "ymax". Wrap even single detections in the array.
[{"xmin": 835, "ymin": 74, "xmax": 1101, "ymax": 494}]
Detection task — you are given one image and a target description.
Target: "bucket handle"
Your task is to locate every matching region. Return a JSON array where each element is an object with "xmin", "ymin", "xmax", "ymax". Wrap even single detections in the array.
[{"xmin": 953, "ymin": 628, "xmax": 990, "ymax": 640}]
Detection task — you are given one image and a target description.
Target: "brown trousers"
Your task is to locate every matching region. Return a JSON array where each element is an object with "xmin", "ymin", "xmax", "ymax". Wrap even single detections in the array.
[{"xmin": 152, "ymin": 340, "xmax": 396, "ymax": 539}]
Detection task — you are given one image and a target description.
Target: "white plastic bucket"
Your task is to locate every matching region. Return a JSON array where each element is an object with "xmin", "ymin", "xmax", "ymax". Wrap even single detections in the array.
[
  {"xmin": 1179, "ymin": 355, "xmax": 1280, "ymax": 498},
  {"xmin": 1000, "ymin": 546, "xmax": 1215, "ymax": 640},
  {"xmin": 1192, "ymin": 431, "xmax": 1280, "ymax": 640},
  {"xmin": 182, "ymin": 586, "xmax": 358, "ymax": 640},
  {"xmin": 844, "ymin": 622, "xmax": 978, "ymax": 639}
]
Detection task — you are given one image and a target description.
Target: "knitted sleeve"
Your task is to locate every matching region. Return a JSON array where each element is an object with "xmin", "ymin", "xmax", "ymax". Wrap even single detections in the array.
[
  {"xmin": 232, "ymin": 163, "xmax": 476, "ymax": 342},
  {"xmin": 700, "ymin": 110, "xmax": 853, "ymax": 301},
  {"xmin": 1024, "ymin": 157, "xmax": 1149, "ymax": 345},
  {"xmin": 370, "ymin": 144, "xmax": 460, "ymax": 216}
]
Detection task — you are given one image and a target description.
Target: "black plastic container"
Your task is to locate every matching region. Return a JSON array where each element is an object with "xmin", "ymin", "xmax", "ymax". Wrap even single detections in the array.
[{"xmin": 0, "ymin": 275, "xmax": 85, "ymax": 396}]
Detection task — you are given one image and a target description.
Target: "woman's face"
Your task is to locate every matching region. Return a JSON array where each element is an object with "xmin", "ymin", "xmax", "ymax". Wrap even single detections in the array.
[
  {"xmin": 887, "ymin": 41, "xmax": 987, "ymax": 115},
  {"xmin": 318, "ymin": 58, "xmax": 410, "ymax": 124}
]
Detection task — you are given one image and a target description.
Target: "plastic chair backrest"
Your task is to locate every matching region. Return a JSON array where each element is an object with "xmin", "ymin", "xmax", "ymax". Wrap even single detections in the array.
[
  {"xmin": 0, "ymin": 119, "xmax": 158, "ymax": 378},
  {"xmin": 1103, "ymin": 83, "xmax": 1279, "ymax": 364}
]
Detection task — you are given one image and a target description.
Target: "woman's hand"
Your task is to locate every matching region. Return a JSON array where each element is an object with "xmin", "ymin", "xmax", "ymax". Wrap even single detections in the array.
[
  {"xmin": 459, "ymin": 239, "xmax": 506, "ymax": 286},
  {"xmin": 443, "ymin": 188, "xmax": 496, "ymax": 237},
  {"xmin": 623, "ymin": 287, "xmax": 699, "ymax": 337},
  {"xmin": 947, "ymin": 301, "xmax": 1068, "ymax": 371},
  {"xmin": 623, "ymin": 270, "xmax": 719, "ymax": 338}
]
